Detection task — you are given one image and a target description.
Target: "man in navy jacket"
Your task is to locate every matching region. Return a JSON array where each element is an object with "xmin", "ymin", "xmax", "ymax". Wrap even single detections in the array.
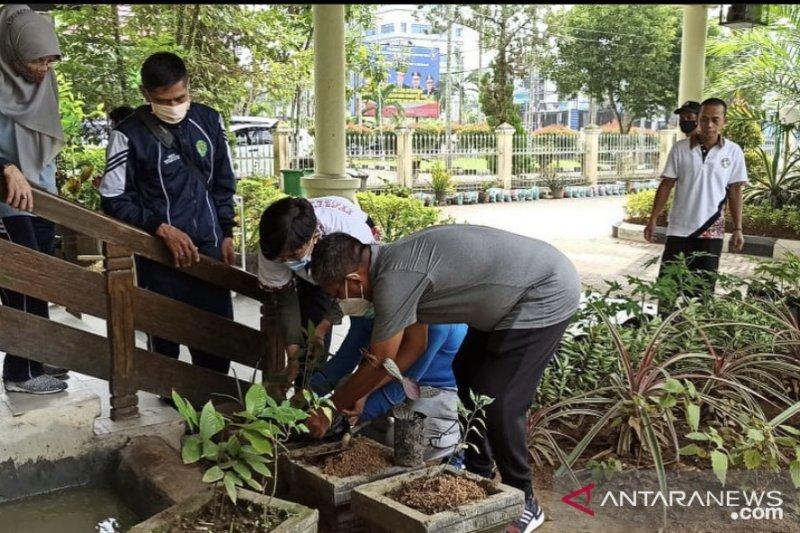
[{"xmin": 100, "ymin": 52, "xmax": 236, "ymax": 374}]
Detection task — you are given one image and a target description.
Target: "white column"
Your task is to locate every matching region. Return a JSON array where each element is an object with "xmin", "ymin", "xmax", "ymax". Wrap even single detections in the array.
[
  {"xmin": 301, "ymin": 4, "xmax": 360, "ymax": 201},
  {"xmin": 582, "ymin": 124, "xmax": 600, "ymax": 186},
  {"xmin": 678, "ymin": 6, "xmax": 708, "ymax": 106}
]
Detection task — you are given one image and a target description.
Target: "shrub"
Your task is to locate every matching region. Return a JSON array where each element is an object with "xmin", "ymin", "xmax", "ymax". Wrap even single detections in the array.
[
  {"xmin": 356, "ymin": 191, "xmax": 453, "ymax": 243},
  {"xmin": 236, "ymin": 176, "xmax": 286, "ymax": 253},
  {"xmin": 624, "ymin": 189, "xmax": 671, "ymax": 225},
  {"xmin": 624, "ymin": 189, "xmax": 800, "ymax": 239},
  {"xmin": 532, "ymin": 124, "xmax": 578, "ymax": 137}
]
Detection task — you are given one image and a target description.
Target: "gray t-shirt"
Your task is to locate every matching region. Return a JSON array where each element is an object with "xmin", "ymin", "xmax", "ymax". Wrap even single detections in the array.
[{"xmin": 370, "ymin": 224, "xmax": 582, "ymax": 343}]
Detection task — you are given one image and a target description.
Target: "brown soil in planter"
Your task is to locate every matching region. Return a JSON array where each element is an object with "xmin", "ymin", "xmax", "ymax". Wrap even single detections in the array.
[
  {"xmin": 311, "ymin": 436, "xmax": 393, "ymax": 478},
  {"xmin": 177, "ymin": 495, "xmax": 290, "ymax": 532},
  {"xmin": 388, "ymin": 472, "xmax": 489, "ymax": 515}
]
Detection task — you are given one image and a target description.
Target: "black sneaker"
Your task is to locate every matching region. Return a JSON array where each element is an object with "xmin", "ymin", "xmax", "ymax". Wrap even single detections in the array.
[
  {"xmin": 506, "ymin": 495, "xmax": 544, "ymax": 533},
  {"xmin": 43, "ymin": 364, "xmax": 69, "ymax": 379}
]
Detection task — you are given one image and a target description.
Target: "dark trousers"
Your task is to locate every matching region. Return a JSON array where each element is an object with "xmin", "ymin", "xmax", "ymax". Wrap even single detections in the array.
[
  {"xmin": 452, "ymin": 317, "xmax": 572, "ymax": 498},
  {"xmin": 293, "ymin": 277, "xmax": 335, "ymax": 388},
  {"xmin": 657, "ymin": 236, "xmax": 723, "ymax": 315},
  {"xmin": 136, "ymin": 251, "xmax": 233, "ymax": 374},
  {"xmin": 1, "ymin": 216, "xmax": 56, "ymax": 381}
]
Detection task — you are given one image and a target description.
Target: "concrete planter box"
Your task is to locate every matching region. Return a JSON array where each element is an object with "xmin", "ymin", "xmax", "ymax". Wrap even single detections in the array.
[
  {"xmin": 129, "ymin": 488, "xmax": 318, "ymax": 533},
  {"xmin": 281, "ymin": 440, "xmax": 416, "ymax": 531},
  {"xmin": 352, "ymin": 465, "xmax": 524, "ymax": 533}
]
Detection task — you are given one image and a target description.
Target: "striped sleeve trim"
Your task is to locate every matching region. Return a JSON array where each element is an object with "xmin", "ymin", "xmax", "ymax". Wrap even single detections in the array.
[{"xmin": 99, "ymin": 130, "xmax": 130, "ymax": 198}]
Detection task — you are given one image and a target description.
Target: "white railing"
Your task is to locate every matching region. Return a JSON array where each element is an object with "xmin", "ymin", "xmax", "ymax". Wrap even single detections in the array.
[
  {"xmin": 511, "ymin": 132, "xmax": 584, "ymax": 187},
  {"xmin": 597, "ymin": 133, "xmax": 659, "ymax": 182},
  {"xmin": 232, "ymin": 144, "xmax": 274, "ymax": 179},
  {"xmin": 412, "ymin": 131, "xmax": 496, "ymax": 187},
  {"xmin": 346, "ymin": 132, "xmax": 397, "ymax": 187}
]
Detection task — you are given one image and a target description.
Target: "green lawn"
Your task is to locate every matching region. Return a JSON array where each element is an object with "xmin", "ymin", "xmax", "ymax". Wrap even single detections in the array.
[{"xmin": 419, "ymin": 157, "xmax": 489, "ymax": 171}]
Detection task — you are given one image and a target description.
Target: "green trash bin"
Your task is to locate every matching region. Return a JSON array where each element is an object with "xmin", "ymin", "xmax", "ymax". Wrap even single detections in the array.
[{"xmin": 281, "ymin": 168, "xmax": 314, "ymax": 197}]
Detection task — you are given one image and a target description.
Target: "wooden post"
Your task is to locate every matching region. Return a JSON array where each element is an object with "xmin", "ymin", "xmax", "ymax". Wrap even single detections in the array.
[
  {"xmin": 105, "ymin": 242, "xmax": 139, "ymax": 420},
  {"xmin": 261, "ymin": 293, "xmax": 286, "ymax": 399}
]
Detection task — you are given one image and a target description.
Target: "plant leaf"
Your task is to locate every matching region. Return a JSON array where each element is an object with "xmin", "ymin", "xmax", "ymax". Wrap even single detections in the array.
[
  {"xmin": 679, "ymin": 444, "xmax": 701, "ymax": 456},
  {"xmin": 171, "ymin": 391, "xmax": 198, "ymax": 431},
  {"xmin": 790, "ymin": 460, "xmax": 800, "ymax": 489},
  {"xmin": 223, "ymin": 472, "xmax": 240, "ymax": 504},
  {"xmin": 686, "ymin": 432, "xmax": 709, "ymax": 441},
  {"xmin": 245, "ymin": 383, "xmax": 268, "ymax": 416},
  {"xmin": 743, "ymin": 449, "xmax": 762, "ymax": 469},
  {"xmin": 202, "ymin": 465, "xmax": 224, "ymax": 483},
  {"xmin": 686, "ymin": 404, "xmax": 700, "ymax": 432},
  {"xmin": 711, "ymin": 450, "xmax": 729, "ymax": 486},
  {"xmin": 199, "ymin": 401, "xmax": 224, "ymax": 441},
  {"xmin": 181, "ymin": 435, "xmax": 202, "ymax": 464}
]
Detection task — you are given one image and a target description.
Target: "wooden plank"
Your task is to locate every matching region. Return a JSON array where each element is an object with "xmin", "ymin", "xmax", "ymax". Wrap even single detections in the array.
[
  {"xmin": 133, "ymin": 346, "xmax": 251, "ymax": 408},
  {"xmin": 0, "ymin": 305, "xmax": 255, "ymax": 409},
  {"xmin": 0, "ymin": 184, "xmax": 264, "ymax": 301},
  {"xmin": 0, "ymin": 238, "xmax": 107, "ymax": 316},
  {"xmin": 0, "ymin": 305, "xmax": 110, "ymax": 380},
  {"xmin": 105, "ymin": 243, "xmax": 139, "ymax": 420},
  {"xmin": 134, "ymin": 288, "xmax": 265, "ymax": 368},
  {"xmin": 0, "ymin": 239, "xmax": 267, "ymax": 368},
  {"xmin": 261, "ymin": 292, "xmax": 286, "ymax": 398}
]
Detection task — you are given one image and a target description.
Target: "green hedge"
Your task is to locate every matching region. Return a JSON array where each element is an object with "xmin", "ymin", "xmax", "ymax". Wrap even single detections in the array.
[
  {"xmin": 356, "ymin": 191, "xmax": 453, "ymax": 243},
  {"xmin": 624, "ymin": 189, "xmax": 800, "ymax": 239}
]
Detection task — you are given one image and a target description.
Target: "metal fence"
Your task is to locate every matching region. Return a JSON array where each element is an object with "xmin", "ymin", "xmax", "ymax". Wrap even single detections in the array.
[
  {"xmin": 597, "ymin": 133, "xmax": 660, "ymax": 183},
  {"xmin": 411, "ymin": 132, "xmax": 496, "ymax": 188},
  {"xmin": 231, "ymin": 144, "xmax": 274, "ymax": 179},
  {"xmin": 511, "ymin": 132, "xmax": 585, "ymax": 188},
  {"xmin": 346, "ymin": 132, "xmax": 397, "ymax": 188}
]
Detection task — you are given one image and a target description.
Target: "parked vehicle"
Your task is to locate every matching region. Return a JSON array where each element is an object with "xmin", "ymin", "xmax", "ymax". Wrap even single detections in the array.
[{"xmin": 229, "ymin": 116, "xmax": 312, "ymax": 178}]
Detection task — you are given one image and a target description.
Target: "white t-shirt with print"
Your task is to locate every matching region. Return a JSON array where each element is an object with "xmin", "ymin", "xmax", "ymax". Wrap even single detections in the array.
[
  {"xmin": 257, "ymin": 196, "xmax": 376, "ymax": 288},
  {"xmin": 661, "ymin": 137, "xmax": 748, "ymax": 238}
]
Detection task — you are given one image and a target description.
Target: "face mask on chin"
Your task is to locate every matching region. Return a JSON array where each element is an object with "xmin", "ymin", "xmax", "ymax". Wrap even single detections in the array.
[{"xmin": 338, "ymin": 276, "xmax": 373, "ymax": 317}]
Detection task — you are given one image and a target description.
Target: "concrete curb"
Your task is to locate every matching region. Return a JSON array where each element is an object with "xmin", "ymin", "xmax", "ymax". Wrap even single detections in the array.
[{"xmin": 612, "ymin": 221, "xmax": 799, "ymax": 259}]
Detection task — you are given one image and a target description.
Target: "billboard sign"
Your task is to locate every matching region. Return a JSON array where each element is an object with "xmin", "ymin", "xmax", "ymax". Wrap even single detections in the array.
[{"xmin": 362, "ymin": 44, "xmax": 441, "ymax": 119}]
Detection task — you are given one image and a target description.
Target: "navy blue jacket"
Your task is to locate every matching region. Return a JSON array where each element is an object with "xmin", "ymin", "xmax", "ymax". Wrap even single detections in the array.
[{"xmin": 99, "ymin": 103, "xmax": 236, "ymax": 251}]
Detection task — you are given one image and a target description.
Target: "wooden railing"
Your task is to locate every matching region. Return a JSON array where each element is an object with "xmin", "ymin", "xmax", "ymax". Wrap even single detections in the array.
[{"xmin": 0, "ymin": 185, "xmax": 285, "ymax": 419}]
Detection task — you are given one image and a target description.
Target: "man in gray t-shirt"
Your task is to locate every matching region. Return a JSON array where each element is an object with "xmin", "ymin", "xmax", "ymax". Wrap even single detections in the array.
[{"xmin": 307, "ymin": 225, "xmax": 581, "ymax": 532}]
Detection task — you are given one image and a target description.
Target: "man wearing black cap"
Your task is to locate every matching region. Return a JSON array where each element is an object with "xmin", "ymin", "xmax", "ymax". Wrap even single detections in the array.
[
  {"xmin": 674, "ymin": 100, "xmax": 700, "ymax": 137},
  {"xmin": 644, "ymin": 98, "xmax": 748, "ymax": 312}
]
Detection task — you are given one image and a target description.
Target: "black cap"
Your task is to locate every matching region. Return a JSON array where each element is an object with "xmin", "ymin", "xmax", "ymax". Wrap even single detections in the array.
[{"xmin": 673, "ymin": 101, "xmax": 701, "ymax": 115}]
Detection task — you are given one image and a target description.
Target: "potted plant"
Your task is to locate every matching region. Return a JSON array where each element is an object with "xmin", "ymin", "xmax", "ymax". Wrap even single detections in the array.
[
  {"xmin": 351, "ymin": 392, "xmax": 524, "ymax": 533},
  {"xmin": 130, "ymin": 383, "xmax": 324, "ymax": 532},
  {"xmin": 541, "ymin": 164, "xmax": 567, "ymax": 199},
  {"xmin": 430, "ymin": 161, "xmax": 455, "ymax": 206}
]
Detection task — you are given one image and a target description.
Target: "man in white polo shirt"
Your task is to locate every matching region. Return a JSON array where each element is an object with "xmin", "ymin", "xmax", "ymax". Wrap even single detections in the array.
[{"xmin": 645, "ymin": 97, "xmax": 748, "ymax": 304}]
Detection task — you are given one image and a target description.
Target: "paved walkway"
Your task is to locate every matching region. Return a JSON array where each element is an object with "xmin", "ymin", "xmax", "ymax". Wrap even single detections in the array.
[{"xmin": 442, "ymin": 196, "xmax": 760, "ymax": 290}]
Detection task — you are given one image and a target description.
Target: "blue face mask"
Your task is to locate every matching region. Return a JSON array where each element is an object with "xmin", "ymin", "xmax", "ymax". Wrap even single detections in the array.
[{"xmin": 285, "ymin": 258, "xmax": 309, "ymax": 272}]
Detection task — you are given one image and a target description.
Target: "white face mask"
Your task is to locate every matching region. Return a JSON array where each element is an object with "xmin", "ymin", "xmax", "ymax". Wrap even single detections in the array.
[
  {"xmin": 284, "ymin": 252, "xmax": 311, "ymax": 272},
  {"xmin": 150, "ymin": 99, "xmax": 190, "ymax": 124},
  {"xmin": 338, "ymin": 276, "xmax": 374, "ymax": 317}
]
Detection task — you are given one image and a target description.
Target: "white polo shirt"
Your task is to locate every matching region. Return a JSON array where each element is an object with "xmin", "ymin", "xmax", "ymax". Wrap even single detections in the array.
[
  {"xmin": 661, "ymin": 136, "xmax": 748, "ymax": 238},
  {"xmin": 257, "ymin": 196, "xmax": 376, "ymax": 288}
]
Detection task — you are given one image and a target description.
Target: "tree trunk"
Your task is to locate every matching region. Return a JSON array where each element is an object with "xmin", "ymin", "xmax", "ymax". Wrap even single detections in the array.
[
  {"xmin": 608, "ymin": 90, "xmax": 626, "ymax": 134},
  {"xmin": 186, "ymin": 4, "xmax": 201, "ymax": 54},
  {"xmin": 176, "ymin": 5, "xmax": 186, "ymax": 46},
  {"xmin": 111, "ymin": 5, "xmax": 128, "ymax": 105}
]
